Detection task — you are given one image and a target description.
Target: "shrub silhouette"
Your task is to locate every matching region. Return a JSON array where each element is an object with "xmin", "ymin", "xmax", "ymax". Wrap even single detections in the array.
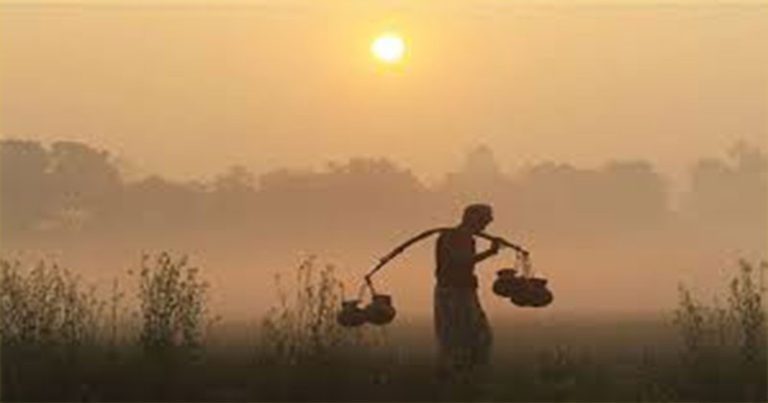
[
  {"xmin": 260, "ymin": 257, "xmax": 374, "ymax": 364},
  {"xmin": 134, "ymin": 252, "xmax": 212, "ymax": 355},
  {"xmin": 0, "ymin": 259, "xmax": 105, "ymax": 401},
  {"xmin": 0, "ymin": 259, "xmax": 103, "ymax": 348},
  {"xmin": 2, "ymin": 253, "xmax": 764, "ymax": 402},
  {"xmin": 673, "ymin": 259, "xmax": 767, "ymax": 401},
  {"xmin": 728, "ymin": 260, "xmax": 766, "ymax": 364}
]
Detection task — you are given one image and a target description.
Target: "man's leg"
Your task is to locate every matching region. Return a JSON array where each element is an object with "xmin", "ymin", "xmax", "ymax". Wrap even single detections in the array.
[
  {"xmin": 462, "ymin": 292, "xmax": 494, "ymax": 392},
  {"xmin": 434, "ymin": 286, "xmax": 454, "ymax": 382},
  {"xmin": 434, "ymin": 286, "xmax": 472, "ymax": 382}
]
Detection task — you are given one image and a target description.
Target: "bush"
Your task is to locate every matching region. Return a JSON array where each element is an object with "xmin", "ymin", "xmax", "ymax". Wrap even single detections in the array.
[
  {"xmin": 728, "ymin": 260, "xmax": 766, "ymax": 365},
  {"xmin": 0, "ymin": 259, "xmax": 106, "ymax": 401},
  {"xmin": 0, "ymin": 259, "xmax": 103, "ymax": 348},
  {"xmin": 134, "ymin": 252, "xmax": 213, "ymax": 355},
  {"xmin": 260, "ymin": 256, "xmax": 374, "ymax": 364},
  {"xmin": 673, "ymin": 259, "xmax": 766, "ymax": 401}
]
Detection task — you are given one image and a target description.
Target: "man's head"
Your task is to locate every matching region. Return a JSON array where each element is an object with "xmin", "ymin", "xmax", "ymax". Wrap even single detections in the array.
[{"xmin": 460, "ymin": 203, "xmax": 494, "ymax": 233}]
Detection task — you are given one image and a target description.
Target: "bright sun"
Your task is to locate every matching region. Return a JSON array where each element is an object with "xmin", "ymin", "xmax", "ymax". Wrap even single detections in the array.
[{"xmin": 371, "ymin": 33, "xmax": 405, "ymax": 64}]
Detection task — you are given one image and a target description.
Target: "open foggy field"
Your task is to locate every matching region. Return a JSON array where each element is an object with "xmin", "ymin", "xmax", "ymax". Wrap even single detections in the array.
[
  {"xmin": 1, "ymin": 255, "xmax": 765, "ymax": 402},
  {"xmin": 2, "ymin": 1, "xmax": 766, "ymax": 401}
]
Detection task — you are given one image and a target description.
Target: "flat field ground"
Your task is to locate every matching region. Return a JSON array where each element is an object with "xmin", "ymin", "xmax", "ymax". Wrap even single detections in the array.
[{"xmin": 6, "ymin": 312, "xmax": 764, "ymax": 402}]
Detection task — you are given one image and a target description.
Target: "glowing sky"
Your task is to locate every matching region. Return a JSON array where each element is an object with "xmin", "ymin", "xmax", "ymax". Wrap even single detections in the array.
[{"xmin": 1, "ymin": 0, "xmax": 766, "ymax": 184}]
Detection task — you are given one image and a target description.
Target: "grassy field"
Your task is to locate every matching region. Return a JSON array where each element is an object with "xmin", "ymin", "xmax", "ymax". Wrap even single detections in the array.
[{"xmin": 1, "ymin": 254, "xmax": 765, "ymax": 402}]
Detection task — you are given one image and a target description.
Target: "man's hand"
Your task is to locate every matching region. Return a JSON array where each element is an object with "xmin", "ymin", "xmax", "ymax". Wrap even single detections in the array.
[
  {"xmin": 473, "ymin": 237, "xmax": 502, "ymax": 263},
  {"xmin": 489, "ymin": 237, "xmax": 503, "ymax": 254}
]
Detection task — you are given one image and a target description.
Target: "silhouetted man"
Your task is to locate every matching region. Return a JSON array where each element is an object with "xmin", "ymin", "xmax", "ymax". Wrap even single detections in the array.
[{"xmin": 434, "ymin": 203, "xmax": 501, "ymax": 375}]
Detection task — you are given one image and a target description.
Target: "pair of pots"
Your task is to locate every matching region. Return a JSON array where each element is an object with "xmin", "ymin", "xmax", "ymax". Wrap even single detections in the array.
[
  {"xmin": 493, "ymin": 268, "xmax": 553, "ymax": 307},
  {"xmin": 337, "ymin": 294, "xmax": 397, "ymax": 327}
]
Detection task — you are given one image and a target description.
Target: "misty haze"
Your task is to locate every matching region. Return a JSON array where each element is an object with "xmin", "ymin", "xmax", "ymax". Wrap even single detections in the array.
[
  {"xmin": 1, "ymin": 1, "xmax": 766, "ymax": 402},
  {"xmin": 2, "ymin": 139, "xmax": 766, "ymax": 318}
]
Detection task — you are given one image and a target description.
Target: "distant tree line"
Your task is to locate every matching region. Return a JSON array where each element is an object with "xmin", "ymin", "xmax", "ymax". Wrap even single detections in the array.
[{"xmin": 1, "ymin": 139, "xmax": 766, "ymax": 255}]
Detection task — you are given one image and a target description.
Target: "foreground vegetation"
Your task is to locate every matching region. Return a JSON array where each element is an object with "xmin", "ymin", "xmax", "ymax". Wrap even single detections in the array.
[{"xmin": 1, "ymin": 253, "xmax": 765, "ymax": 402}]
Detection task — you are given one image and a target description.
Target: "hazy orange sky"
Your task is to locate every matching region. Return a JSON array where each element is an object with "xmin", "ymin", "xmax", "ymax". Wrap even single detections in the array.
[{"xmin": 1, "ymin": 0, "xmax": 766, "ymax": 184}]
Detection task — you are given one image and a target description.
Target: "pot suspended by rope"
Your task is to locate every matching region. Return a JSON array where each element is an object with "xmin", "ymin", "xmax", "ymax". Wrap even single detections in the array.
[
  {"xmin": 364, "ymin": 294, "xmax": 397, "ymax": 325},
  {"xmin": 524, "ymin": 281, "xmax": 553, "ymax": 307},
  {"xmin": 508, "ymin": 277, "xmax": 554, "ymax": 308},
  {"xmin": 492, "ymin": 268, "xmax": 527, "ymax": 297},
  {"xmin": 337, "ymin": 299, "xmax": 367, "ymax": 327}
]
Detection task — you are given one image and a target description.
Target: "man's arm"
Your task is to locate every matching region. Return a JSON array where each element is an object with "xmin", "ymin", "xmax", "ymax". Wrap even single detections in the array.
[
  {"xmin": 477, "ymin": 233, "xmax": 529, "ymax": 256},
  {"xmin": 473, "ymin": 238, "xmax": 501, "ymax": 263}
]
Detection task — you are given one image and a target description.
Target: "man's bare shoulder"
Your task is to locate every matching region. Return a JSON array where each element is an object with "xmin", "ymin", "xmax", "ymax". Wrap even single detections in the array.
[{"xmin": 437, "ymin": 228, "xmax": 473, "ymax": 246}]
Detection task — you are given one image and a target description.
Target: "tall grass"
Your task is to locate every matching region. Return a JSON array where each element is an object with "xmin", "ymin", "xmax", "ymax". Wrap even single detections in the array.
[
  {"xmin": 261, "ymin": 257, "xmax": 345, "ymax": 362},
  {"xmin": 0, "ymin": 259, "xmax": 106, "ymax": 400},
  {"xmin": 673, "ymin": 259, "xmax": 766, "ymax": 401},
  {"xmin": 0, "ymin": 259, "xmax": 104, "ymax": 348},
  {"xmin": 134, "ymin": 252, "xmax": 213, "ymax": 355},
  {"xmin": 253, "ymin": 257, "xmax": 387, "ymax": 400},
  {"xmin": 728, "ymin": 260, "xmax": 766, "ymax": 365},
  {"xmin": 0, "ymin": 252, "xmax": 217, "ymax": 401},
  {"xmin": 1, "ymin": 254, "xmax": 765, "ymax": 401}
]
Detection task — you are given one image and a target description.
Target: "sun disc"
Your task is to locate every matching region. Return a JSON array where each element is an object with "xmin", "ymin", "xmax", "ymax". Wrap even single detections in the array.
[{"xmin": 371, "ymin": 34, "xmax": 405, "ymax": 64}]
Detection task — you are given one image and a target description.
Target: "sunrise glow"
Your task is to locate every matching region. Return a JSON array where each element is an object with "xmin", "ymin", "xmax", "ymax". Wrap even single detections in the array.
[{"xmin": 371, "ymin": 33, "xmax": 405, "ymax": 64}]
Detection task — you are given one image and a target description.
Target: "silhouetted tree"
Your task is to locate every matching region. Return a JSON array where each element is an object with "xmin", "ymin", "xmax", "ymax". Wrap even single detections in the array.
[
  {"xmin": 440, "ymin": 146, "xmax": 510, "ymax": 204},
  {"xmin": 685, "ymin": 141, "xmax": 768, "ymax": 240},
  {"xmin": 46, "ymin": 141, "xmax": 123, "ymax": 232},
  {"xmin": 121, "ymin": 176, "xmax": 206, "ymax": 237},
  {"xmin": 0, "ymin": 140, "xmax": 52, "ymax": 236},
  {"xmin": 597, "ymin": 160, "xmax": 669, "ymax": 231}
]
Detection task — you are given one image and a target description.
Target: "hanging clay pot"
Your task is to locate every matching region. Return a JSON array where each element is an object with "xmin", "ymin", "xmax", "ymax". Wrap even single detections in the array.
[
  {"xmin": 337, "ymin": 299, "xmax": 367, "ymax": 327},
  {"xmin": 525, "ymin": 279, "xmax": 554, "ymax": 307},
  {"xmin": 508, "ymin": 277, "xmax": 553, "ymax": 308},
  {"xmin": 493, "ymin": 268, "xmax": 527, "ymax": 297},
  {"xmin": 364, "ymin": 294, "xmax": 397, "ymax": 325}
]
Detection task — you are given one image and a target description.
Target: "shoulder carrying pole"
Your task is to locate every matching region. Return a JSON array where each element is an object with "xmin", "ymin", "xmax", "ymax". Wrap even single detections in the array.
[{"xmin": 361, "ymin": 227, "xmax": 529, "ymax": 296}]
